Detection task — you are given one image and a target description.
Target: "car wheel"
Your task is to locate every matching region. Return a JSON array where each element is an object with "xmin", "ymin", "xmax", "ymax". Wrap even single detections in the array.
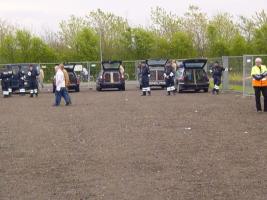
[
  {"xmin": 121, "ymin": 84, "xmax": 125, "ymax": 91},
  {"xmin": 203, "ymin": 88, "xmax": 209, "ymax": 93},
  {"xmin": 96, "ymin": 86, "xmax": 101, "ymax": 91}
]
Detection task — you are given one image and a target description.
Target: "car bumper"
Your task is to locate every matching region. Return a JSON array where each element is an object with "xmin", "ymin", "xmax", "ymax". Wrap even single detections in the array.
[
  {"xmin": 178, "ymin": 83, "xmax": 209, "ymax": 90},
  {"xmin": 150, "ymin": 81, "xmax": 166, "ymax": 87},
  {"xmin": 99, "ymin": 82, "xmax": 124, "ymax": 88}
]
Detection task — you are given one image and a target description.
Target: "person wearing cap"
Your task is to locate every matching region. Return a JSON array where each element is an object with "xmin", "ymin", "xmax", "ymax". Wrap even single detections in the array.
[
  {"xmin": 140, "ymin": 62, "xmax": 151, "ymax": 96},
  {"xmin": 28, "ymin": 65, "xmax": 39, "ymax": 97},
  {"xmin": 164, "ymin": 60, "xmax": 176, "ymax": 96},
  {"xmin": 251, "ymin": 57, "xmax": 267, "ymax": 112},
  {"xmin": 210, "ymin": 61, "xmax": 225, "ymax": 95},
  {"xmin": 0, "ymin": 68, "xmax": 12, "ymax": 98},
  {"xmin": 18, "ymin": 65, "xmax": 26, "ymax": 96}
]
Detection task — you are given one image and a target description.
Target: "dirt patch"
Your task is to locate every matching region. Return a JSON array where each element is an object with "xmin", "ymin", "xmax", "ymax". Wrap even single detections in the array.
[{"xmin": 0, "ymin": 86, "xmax": 266, "ymax": 200}]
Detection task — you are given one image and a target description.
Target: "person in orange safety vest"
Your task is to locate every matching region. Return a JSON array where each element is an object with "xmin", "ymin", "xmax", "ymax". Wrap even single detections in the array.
[{"xmin": 251, "ymin": 57, "xmax": 267, "ymax": 112}]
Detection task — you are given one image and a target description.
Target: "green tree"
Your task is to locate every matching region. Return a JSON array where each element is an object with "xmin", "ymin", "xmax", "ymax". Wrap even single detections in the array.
[
  {"xmin": 73, "ymin": 27, "xmax": 99, "ymax": 61},
  {"xmin": 169, "ymin": 32, "xmax": 195, "ymax": 58},
  {"xmin": 253, "ymin": 23, "xmax": 267, "ymax": 54}
]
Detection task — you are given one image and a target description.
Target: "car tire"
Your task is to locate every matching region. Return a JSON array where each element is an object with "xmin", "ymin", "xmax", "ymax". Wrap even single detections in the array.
[
  {"xmin": 121, "ymin": 84, "xmax": 125, "ymax": 91},
  {"xmin": 203, "ymin": 88, "xmax": 209, "ymax": 93},
  {"xmin": 96, "ymin": 86, "xmax": 101, "ymax": 91}
]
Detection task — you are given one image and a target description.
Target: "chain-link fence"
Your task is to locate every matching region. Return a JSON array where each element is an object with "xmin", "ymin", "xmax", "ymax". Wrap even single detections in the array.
[{"xmin": 1, "ymin": 56, "xmax": 267, "ymax": 94}]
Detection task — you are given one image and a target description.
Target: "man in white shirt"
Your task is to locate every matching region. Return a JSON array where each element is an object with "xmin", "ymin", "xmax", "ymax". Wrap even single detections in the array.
[{"xmin": 54, "ymin": 65, "xmax": 71, "ymax": 106}]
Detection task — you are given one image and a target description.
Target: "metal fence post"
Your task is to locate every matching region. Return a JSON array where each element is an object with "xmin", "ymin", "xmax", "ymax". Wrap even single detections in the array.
[{"xmin": 222, "ymin": 56, "xmax": 229, "ymax": 91}]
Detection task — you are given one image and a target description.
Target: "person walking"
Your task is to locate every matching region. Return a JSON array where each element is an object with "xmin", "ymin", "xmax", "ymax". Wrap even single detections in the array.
[
  {"xmin": 211, "ymin": 61, "xmax": 225, "ymax": 95},
  {"xmin": 251, "ymin": 57, "xmax": 267, "ymax": 112},
  {"xmin": 54, "ymin": 65, "xmax": 71, "ymax": 106},
  {"xmin": 60, "ymin": 63, "xmax": 72, "ymax": 104}
]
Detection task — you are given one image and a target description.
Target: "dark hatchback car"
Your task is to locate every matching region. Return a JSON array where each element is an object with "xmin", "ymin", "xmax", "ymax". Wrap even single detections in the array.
[
  {"xmin": 175, "ymin": 59, "xmax": 209, "ymax": 93},
  {"xmin": 53, "ymin": 64, "xmax": 80, "ymax": 93},
  {"xmin": 96, "ymin": 61, "xmax": 125, "ymax": 91},
  {"xmin": 138, "ymin": 59, "xmax": 167, "ymax": 89},
  {"xmin": 5, "ymin": 64, "xmax": 40, "ymax": 92}
]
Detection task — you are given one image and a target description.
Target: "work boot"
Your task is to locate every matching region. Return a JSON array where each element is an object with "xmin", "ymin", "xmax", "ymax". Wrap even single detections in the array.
[
  {"xmin": 30, "ymin": 94, "xmax": 33, "ymax": 98},
  {"xmin": 167, "ymin": 91, "xmax": 171, "ymax": 96}
]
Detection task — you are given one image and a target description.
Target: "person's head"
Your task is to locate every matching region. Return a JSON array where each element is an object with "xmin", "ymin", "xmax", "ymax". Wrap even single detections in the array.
[
  {"xmin": 29, "ymin": 65, "xmax": 33, "ymax": 71},
  {"xmin": 255, "ymin": 58, "xmax": 262, "ymax": 67},
  {"xmin": 59, "ymin": 63, "xmax": 64, "ymax": 70},
  {"xmin": 54, "ymin": 65, "xmax": 59, "ymax": 72}
]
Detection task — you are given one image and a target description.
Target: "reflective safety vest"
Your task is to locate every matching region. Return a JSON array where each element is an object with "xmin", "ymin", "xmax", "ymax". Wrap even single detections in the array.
[{"xmin": 251, "ymin": 65, "xmax": 267, "ymax": 87}]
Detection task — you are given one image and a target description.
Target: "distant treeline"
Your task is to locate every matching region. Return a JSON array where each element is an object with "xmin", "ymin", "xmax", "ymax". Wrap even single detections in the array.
[{"xmin": 0, "ymin": 5, "xmax": 266, "ymax": 64}]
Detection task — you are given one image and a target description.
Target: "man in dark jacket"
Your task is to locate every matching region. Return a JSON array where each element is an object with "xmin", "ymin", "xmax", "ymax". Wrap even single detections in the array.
[
  {"xmin": 28, "ymin": 65, "xmax": 39, "ymax": 97},
  {"xmin": 211, "ymin": 61, "xmax": 225, "ymax": 95},
  {"xmin": 141, "ymin": 62, "xmax": 151, "ymax": 96},
  {"xmin": 18, "ymin": 66, "xmax": 26, "ymax": 95},
  {"xmin": 0, "ymin": 69, "xmax": 12, "ymax": 98},
  {"xmin": 164, "ymin": 60, "xmax": 176, "ymax": 96}
]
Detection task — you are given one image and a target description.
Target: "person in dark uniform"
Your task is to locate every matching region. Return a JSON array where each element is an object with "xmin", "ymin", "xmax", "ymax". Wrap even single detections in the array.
[
  {"xmin": 164, "ymin": 60, "xmax": 176, "ymax": 96},
  {"xmin": 210, "ymin": 61, "xmax": 225, "ymax": 95},
  {"xmin": 28, "ymin": 65, "xmax": 39, "ymax": 97},
  {"xmin": 18, "ymin": 66, "xmax": 26, "ymax": 95},
  {"xmin": 141, "ymin": 62, "xmax": 151, "ymax": 96},
  {"xmin": 0, "ymin": 69, "xmax": 12, "ymax": 98}
]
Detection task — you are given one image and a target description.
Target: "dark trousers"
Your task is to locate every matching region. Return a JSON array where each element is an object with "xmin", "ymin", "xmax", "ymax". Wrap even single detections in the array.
[
  {"xmin": 55, "ymin": 87, "xmax": 70, "ymax": 106},
  {"xmin": 254, "ymin": 86, "xmax": 267, "ymax": 111}
]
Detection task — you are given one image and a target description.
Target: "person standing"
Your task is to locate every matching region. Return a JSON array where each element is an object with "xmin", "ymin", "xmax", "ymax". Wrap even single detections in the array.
[
  {"xmin": 251, "ymin": 58, "xmax": 267, "ymax": 112},
  {"xmin": 39, "ymin": 67, "xmax": 45, "ymax": 89},
  {"xmin": 211, "ymin": 61, "xmax": 225, "ymax": 95},
  {"xmin": 28, "ymin": 65, "xmax": 39, "ymax": 97},
  {"xmin": 18, "ymin": 66, "xmax": 26, "ymax": 95},
  {"xmin": 0, "ymin": 69, "xmax": 12, "ymax": 98},
  {"xmin": 164, "ymin": 60, "xmax": 176, "ymax": 96},
  {"xmin": 141, "ymin": 62, "xmax": 151, "ymax": 96},
  {"xmin": 54, "ymin": 65, "xmax": 71, "ymax": 106}
]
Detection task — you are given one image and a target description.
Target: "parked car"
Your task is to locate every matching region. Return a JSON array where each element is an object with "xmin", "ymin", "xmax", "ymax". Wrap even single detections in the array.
[
  {"xmin": 139, "ymin": 59, "xmax": 167, "ymax": 89},
  {"xmin": 5, "ymin": 64, "xmax": 40, "ymax": 92},
  {"xmin": 53, "ymin": 64, "xmax": 80, "ymax": 93},
  {"xmin": 175, "ymin": 59, "xmax": 209, "ymax": 93},
  {"xmin": 96, "ymin": 61, "xmax": 125, "ymax": 91}
]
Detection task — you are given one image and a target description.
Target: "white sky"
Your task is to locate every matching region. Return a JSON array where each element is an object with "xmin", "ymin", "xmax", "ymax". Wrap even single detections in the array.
[{"xmin": 0, "ymin": 0, "xmax": 266, "ymax": 34}]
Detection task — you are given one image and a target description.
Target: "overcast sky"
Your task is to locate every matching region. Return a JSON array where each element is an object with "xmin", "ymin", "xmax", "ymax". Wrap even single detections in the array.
[{"xmin": 0, "ymin": 0, "xmax": 266, "ymax": 34}]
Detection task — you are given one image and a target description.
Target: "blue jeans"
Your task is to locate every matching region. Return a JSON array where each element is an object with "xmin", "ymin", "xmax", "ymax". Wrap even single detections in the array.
[{"xmin": 55, "ymin": 87, "xmax": 70, "ymax": 106}]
